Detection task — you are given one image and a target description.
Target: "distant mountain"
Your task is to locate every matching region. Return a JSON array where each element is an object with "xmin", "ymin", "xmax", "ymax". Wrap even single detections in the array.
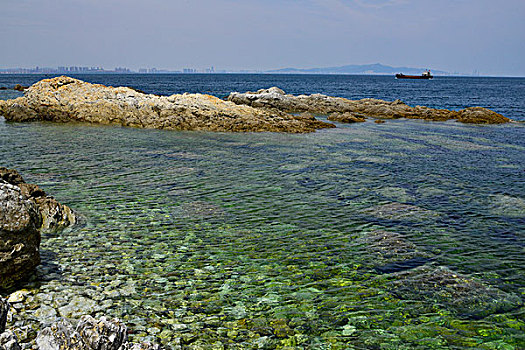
[{"xmin": 267, "ymin": 63, "xmax": 449, "ymax": 75}]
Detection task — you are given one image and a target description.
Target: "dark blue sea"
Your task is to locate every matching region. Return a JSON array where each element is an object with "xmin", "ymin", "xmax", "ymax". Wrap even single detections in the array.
[
  {"xmin": 1, "ymin": 74, "xmax": 524, "ymax": 349},
  {"xmin": 1, "ymin": 74, "xmax": 525, "ymax": 121}
]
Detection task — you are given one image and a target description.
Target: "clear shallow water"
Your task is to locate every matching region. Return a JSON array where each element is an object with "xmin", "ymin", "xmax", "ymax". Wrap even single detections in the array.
[{"xmin": 0, "ymin": 75, "xmax": 524, "ymax": 349}]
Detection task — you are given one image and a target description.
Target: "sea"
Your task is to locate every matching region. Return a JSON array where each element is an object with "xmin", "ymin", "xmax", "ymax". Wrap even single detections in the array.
[{"xmin": 1, "ymin": 74, "xmax": 524, "ymax": 349}]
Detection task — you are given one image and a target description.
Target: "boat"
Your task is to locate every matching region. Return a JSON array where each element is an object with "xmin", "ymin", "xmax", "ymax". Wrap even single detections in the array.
[{"xmin": 395, "ymin": 70, "xmax": 433, "ymax": 79}]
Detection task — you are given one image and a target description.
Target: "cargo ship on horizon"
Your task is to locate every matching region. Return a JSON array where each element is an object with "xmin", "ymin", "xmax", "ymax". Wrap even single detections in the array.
[{"xmin": 395, "ymin": 70, "xmax": 433, "ymax": 79}]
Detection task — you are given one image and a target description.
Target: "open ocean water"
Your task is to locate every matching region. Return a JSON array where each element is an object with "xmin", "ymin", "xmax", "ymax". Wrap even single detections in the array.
[{"xmin": 1, "ymin": 74, "xmax": 524, "ymax": 349}]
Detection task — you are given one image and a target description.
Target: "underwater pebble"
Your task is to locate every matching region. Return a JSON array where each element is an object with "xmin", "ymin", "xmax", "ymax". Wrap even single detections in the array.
[
  {"xmin": 7, "ymin": 290, "xmax": 31, "ymax": 304},
  {"xmin": 33, "ymin": 305, "xmax": 57, "ymax": 326},
  {"xmin": 58, "ymin": 296, "xmax": 97, "ymax": 319}
]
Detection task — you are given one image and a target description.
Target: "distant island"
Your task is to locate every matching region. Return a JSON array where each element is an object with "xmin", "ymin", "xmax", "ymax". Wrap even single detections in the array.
[
  {"xmin": 267, "ymin": 63, "xmax": 450, "ymax": 76},
  {"xmin": 0, "ymin": 63, "xmax": 452, "ymax": 75}
]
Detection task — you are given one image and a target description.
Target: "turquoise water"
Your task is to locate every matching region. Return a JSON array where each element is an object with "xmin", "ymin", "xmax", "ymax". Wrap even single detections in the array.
[{"xmin": 1, "ymin": 115, "xmax": 524, "ymax": 349}]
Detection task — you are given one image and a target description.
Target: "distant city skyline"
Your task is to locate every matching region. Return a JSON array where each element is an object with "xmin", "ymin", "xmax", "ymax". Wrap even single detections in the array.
[
  {"xmin": 0, "ymin": 63, "xmax": 505, "ymax": 76},
  {"xmin": 1, "ymin": 0, "xmax": 524, "ymax": 76}
]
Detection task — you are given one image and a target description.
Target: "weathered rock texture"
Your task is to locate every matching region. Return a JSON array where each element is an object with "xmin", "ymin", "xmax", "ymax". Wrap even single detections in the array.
[
  {"xmin": 0, "ymin": 181, "xmax": 42, "ymax": 290},
  {"xmin": 0, "ymin": 167, "xmax": 76, "ymax": 289},
  {"xmin": 0, "ymin": 77, "xmax": 334, "ymax": 133},
  {"xmin": 1, "ymin": 298, "xmax": 21, "ymax": 350},
  {"xmin": 0, "ymin": 309, "xmax": 162, "ymax": 350},
  {"xmin": 357, "ymin": 230, "xmax": 432, "ymax": 274},
  {"xmin": 36, "ymin": 315, "xmax": 162, "ymax": 350},
  {"xmin": 387, "ymin": 265, "xmax": 523, "ymax": 319},
  {"xmin": 0, "ymin": 298, "xmax": 7, "ymax": 333},
  {"xmin": 327, "ymin": 112, "xmax": 366, "ymax": 123},
  {"xmin": 0, "ymin": 168, "xmax": 76, "ymax": 232},
  {"xmin": 228, "ymin": 87, "xmax": 511, "ymax": 124},
  {"xmin": 0, "ymin": 330, "xmax": 21, "ymax": 350}
]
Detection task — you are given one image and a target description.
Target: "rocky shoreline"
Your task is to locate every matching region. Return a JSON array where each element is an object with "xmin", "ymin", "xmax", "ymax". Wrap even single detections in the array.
[
  {"xmin": 0, "ymin": 77, "xmax": 333, "ymax": 133},
  {"xmin": 0, "ymin": 77, "xmax": 512, "ymax": 134},
  {"xmin": 228, "ymin": 87, "xmax": 511, "ymax": 124},
  {"xmin": 1, "ymin": 165, "xmax": 523, "ymax": 348},
  {"xmin": 1, "ymin": 298, "xmax": 161, "ymax": 349},
  {"xmin": 1, "ymin": 168, "xmax": 166, "ymax": 349},
  {"xmin": 1, "ymin": 168, "xmax": 76, "ymax": 290},
  {"xmin": 0, "ymin": 85, "xmax": 28, "ymax": 92},
  {"xmin": 0, "ymin": 79, "xmax": 521, "ymax": 349}
]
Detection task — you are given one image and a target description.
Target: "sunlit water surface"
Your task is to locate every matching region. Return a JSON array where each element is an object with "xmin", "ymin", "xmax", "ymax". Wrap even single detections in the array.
[{"xmin": 0, "ymin": 74, "xmax": 524, "ymax": 349}]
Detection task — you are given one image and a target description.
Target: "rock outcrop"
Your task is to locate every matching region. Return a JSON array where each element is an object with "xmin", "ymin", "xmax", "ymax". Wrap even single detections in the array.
[
  {"xmin": 0, "ymin": 298, "xmax": 7, "ymax": 333},
  {"xmin": 13, "ymin": 85, "xmax": 28, "ymax": 92},
  {"xmin": 0, "ymin": 76, "xmax": 334, "ymax": 133},
  {"xmin": 1, "ymin": 298, "xmax": 21, "ymax": 350},
  {"xmin": 36, "ymin": 315, "xmax": 162, "ymax": 350},
  {"xmin": 0, "ymin": 330, "xmax": 21, "ymax": 350},
  {"xmin": 0, "ymin": 180, "xmax": 42, "ymax": 290},
  {"xmin": 0, "ymin": 168, "xmax": 76, "ymax": 232},
  {"xmin": 228, "ymin": 87, "xmax": 511, "ymax": 124},
  {"xmin": 327, "ymin": 112, "xmax": 366, "ymax": 123},
  {"xmin": 0, "ymin": 168, "xmax": 76, "ymax": 290},
  {"xmin": 0, "ymin": 306, "xmax": 162, "ymax": 350}
]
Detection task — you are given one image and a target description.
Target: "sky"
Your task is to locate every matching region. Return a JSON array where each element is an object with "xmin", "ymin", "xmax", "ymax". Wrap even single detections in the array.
[{"xmin": 1, "ymin": 0, "xmax": 524, "ymax": 76}]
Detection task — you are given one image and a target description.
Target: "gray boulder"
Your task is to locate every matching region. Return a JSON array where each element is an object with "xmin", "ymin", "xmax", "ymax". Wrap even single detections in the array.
[
  {"xmin": 0, "ymin": 330, "xmax": 21, "ymax": 350},
  {"xmin": 36, "ymin": 316, "xmax": 162, "ymax": 350},
  {"xmin": 0, "ymin": 298, "xmax": 8, "ymax": 333},
  {"xmin": 0, "ymin": 167, "xmax": 76, "ymax": 232},
  {"xmin": 1, "ymin": 299, "xmax": 20, "ymax": 350},
  {"xmin": 0, "ymin": 180, "xmax": 42, "ymax": 290},
  {"xmin": 0, "ymin": 167, "xmax": 77, "ymax": 289}
]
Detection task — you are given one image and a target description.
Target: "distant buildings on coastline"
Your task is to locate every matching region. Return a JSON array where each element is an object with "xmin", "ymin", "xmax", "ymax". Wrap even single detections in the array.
[
  {"xmin": 0, "ymin": 66, "xmax": 220, "ymax": 74},
  {"xmin": 0, "ymin": 66, "xmax": 106, "ymax": 74},
  {"xmin": 0, "ymin": 64, "xmax": 485, "ymax": 76}
]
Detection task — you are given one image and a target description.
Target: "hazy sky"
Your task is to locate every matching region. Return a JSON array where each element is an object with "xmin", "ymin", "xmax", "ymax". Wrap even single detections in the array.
[{"xmin": 2, "ymin": 0, "xmax": 524, "ymax": 76}]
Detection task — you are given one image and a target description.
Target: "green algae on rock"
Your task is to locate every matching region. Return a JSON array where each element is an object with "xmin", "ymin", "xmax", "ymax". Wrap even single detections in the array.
[
  {"xmin": 362, "ymin": 202, "xmax": 442, "ymax": 222},
  {"xmin": 384, "ymin": 265, "xmax": 523, "ymax": 319}
]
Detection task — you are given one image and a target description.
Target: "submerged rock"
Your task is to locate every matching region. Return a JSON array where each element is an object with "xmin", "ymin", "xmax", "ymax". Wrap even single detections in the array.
[
  {"xmin": 228, "ymin": 88, "xmax": 511, "ymax": 124},
  {"xmin": 13, "ymin": 85, "xmax": 27, "ymax": 92},
  {"xmin": 488, "ymin": 194, "xmax": 525, "ymax": 218},
  {"xmin": 386, "ymin": 265, "xmax": 523, "ymax": 319},
  {"xmin": 0, "ymin": 167, "xmax": 76, "ymax": 289},
  {"xmin": 327, "ymin": 112, "xmax": 366, "ymax": 123},
  {"xmin": 357, "ymin": 230, "xmax": 433, "ymax": 273},
  {"xmin": 0, "ymin": 76, "xmax": 334, "ymax": 133},
  {"xmin": 362, "ymin": 202, "xmax": 441, "ymax": 222}
]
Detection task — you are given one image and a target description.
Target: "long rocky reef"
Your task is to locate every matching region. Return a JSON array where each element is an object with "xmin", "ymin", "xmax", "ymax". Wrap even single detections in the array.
[
  {"xmin": 0, "ymin": 77, "xmax": 511, "ymax": 134},
  {"xmin": 0, "ymin": 77, "xmax": 333, "ymax": 133},
  {"xmin": 228, "ymin": 87, "xmax": 511, "ymax": 124}
]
